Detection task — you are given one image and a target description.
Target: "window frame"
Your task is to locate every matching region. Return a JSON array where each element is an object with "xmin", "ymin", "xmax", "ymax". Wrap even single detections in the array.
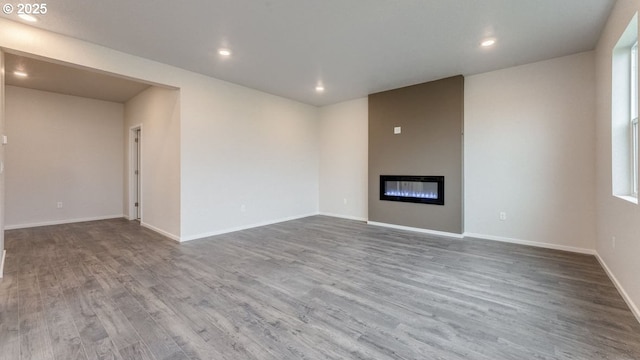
[
  {"xmin": 631, "ymin": 41, "xmax": 639, "ymax": 197},
  {"xmin": 609, "ymin": 13, "xmax": 637, "ymax": 203}
]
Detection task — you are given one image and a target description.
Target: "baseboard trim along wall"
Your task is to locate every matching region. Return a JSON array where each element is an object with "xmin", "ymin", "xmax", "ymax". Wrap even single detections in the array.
[
  {"xmin": 367, "ymin": 221, "xmax": 465, "ymax": 239},
  {"xmin": 595, "ymin": 254, "xmax": 640, "ymax": 324},
  {"xmin": 319, "ymin": 212, "xmax": 368, "ymax": 222},
  {"xmin": 180, "ymin": 212, "xmax": 319, "ymax": 242},
  {"xmin": 463, "ymin": 232, "xmax": 597, "ymax": 255},
  {"xmin": 3, "ymin": 211, "xmax": 637, "ymax": 325},
  {"xmin": 140, "ymin": 222, "xmax": 181, "ymax": 242},
  {"xmin": 4, "ymin": 214, "xmax": 125, "ymax": 230},
  {"xmin": 0, "ymin": 250, "xmax": 6, "ymax": 278},
  {"xmin": 365, "ymin": 224, "xmax": 638, "ymax": 325},
  {"xmin": 462, "ymin": 232, "xmax": 639, "ymax": 325}
]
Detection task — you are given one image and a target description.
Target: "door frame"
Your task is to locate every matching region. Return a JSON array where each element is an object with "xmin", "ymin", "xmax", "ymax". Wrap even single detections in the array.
[{"xmin": 128, "ymin": 124, "xmax": 142, "ymax": 221}]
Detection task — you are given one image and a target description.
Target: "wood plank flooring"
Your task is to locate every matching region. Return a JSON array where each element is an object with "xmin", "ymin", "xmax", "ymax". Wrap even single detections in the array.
[{"xmin": 1, "ymin": 216, "xmax": 639, "ymax": 360}]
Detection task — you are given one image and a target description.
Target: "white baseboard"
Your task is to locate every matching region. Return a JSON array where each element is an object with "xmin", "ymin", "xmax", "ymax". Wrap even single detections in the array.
[
  {"xmin": 0, "ymin": 250, "xmax": 5, "ymax": 278},
  {"xmin": 319, "ymin": 212, "xmax": 367, "ymax": 222},
  {"xmin": 4, "ymin": 215, "xmax": 125, "ymax": 230},
  {"xmin": 140, "ymin": 221, "xmax": 181, "ymax": 242},
  {"xmin": 367, "ymin": 221, "xmax": 464, "ymax": 239},
  {"xmin": 180, "ymin": 212, "xmax": 318, "ymax": 242},
  {"xmin": 463, "ymin": 232, "xmax": 596, "ymax": 255},
  {"xmin": 595, "ymin": 253, "xmax": 640, "ymax": 324},
  {"xmin": 463, "ymin": 232, "xmax": 638, "ymax": 325}
]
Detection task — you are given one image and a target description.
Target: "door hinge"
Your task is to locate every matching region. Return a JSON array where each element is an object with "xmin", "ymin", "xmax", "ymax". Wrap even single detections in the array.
[
  {"xmin": 135, "ymin": 202, "xmax": 139, "ymax": 207},
  {"xmin": 135, "ymin": 138, "xmax": 139, "ymax": 143},
  {"xmin": 135, "ymin": 170, "xmax": 139, "ymax": 175}
]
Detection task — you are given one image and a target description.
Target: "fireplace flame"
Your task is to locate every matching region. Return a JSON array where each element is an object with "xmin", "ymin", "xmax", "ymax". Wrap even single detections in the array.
[{"xmin": 384, "ymin": 190, "xmax": 438, "ymax": 199}]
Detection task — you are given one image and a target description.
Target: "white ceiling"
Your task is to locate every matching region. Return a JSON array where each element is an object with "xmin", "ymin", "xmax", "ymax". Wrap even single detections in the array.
[
  {"xmin": 0, "ymin": 0, "xmax": 616, "ymax": 106},
  {"xmin": 4, "ymin": 53, "xmax": 150, "ymax": 103}
]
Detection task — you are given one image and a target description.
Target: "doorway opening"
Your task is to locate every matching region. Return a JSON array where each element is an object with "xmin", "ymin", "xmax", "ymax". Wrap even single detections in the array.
[{"xmin": 130, "ymin": 126, "xmax": 142, "ymax": 221}]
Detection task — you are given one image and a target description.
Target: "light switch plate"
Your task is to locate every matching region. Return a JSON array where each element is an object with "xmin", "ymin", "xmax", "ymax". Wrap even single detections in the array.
[
  {"xmin": 394, "ymin": 126, "xmax": 401, "ymax": 134},
  {"xmin": 2, "ymin": 135, "xmax": 6, "ymax": 145}
]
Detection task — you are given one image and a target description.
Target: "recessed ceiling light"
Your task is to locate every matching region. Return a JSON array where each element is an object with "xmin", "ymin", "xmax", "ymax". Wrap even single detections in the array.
[
  {"xmin": 315, "ymin": 85, "xmax": 325, "ymax": 93},
  {"xmin": 481, "ymin": 39, "xmax": 496, "ymax": 47},
  {"xmin": 13, "ymin": 71, "xmax": 28, "ymax": 77},
  {"xmin": 18, "ymin": 14, "xmax": 37, "ymax": 22},
  {"xmin": 218, "ymin": 49, "xmax": 231, "ymax": 56}
]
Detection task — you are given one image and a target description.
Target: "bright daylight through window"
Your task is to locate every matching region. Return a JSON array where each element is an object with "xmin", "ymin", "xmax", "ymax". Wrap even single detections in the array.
[
  {"xmin": 632, "ymin": 42, "xmax": 639, "ymax": 197},
  {"xmin": 612, "ymin": 14, "xmax": 639, "ymax": 202}
]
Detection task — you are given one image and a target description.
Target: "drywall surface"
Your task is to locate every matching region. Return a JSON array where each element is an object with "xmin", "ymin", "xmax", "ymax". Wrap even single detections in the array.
[
  {"xmin": 465, "ymin": 52, "xmax": 597, "ymax": 252},
  {"xmin": 124, "ymin": 86, "xmax": 180, "ymax": 239},
  {"xmin": 0, "ymin": 50, "xmax": 5, "ymax": 259},
  {"xmin": 178, "ymin": 74, "xmax": 319, "ymax": 240},
  {"xmin": 5, "ymin": 86, "xmax": 124, "ymax": 227},
  {"xmin": 594, "ymin": 0, "xmax": 640, "ymax": 319},
  {"xmin": 0, "ymin": 18, "xmax": 319, "ymax": 241},
  {"xmin": 369, "ymin": 76, "xmax": 464, "ymax": 234},
  {"xmin": 319, "ymin": 98, "xmax": 368, "ymax": 220}
]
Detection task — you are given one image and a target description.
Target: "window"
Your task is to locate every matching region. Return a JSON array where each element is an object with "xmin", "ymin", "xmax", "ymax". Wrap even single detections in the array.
[
  {"xmin": 612, "ymin": 14, "xmax": 638, "ymax": 203},
  {"xmin": 632, "ymin": 42, "xmax": 639, "ymax": 197}
]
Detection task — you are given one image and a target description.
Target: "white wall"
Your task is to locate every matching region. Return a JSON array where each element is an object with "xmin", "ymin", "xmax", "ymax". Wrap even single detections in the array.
[
  {"xmin": 595, "ymin": 0, "xmax": 640, "ymax": 320},
  {"xmin": 179, "ymin": 75, "xmax": 319, "ymax": 240},
  {"xmin": 464, "ymin": 52, "xmax": 597, "ymax": 253},
  {"xmin": 124, "ymin": 86, "xmax": 181, "ymax": 239},
  {"xmin": 3, "ymin": 19, "xmax": 635, "ymax": 319},
  {"xmin": 316, "ymin": 58, "xmax": 600, "ymax": 252},
  {"xmin": 0, "ymin": 18, "xmax": 319, "ymax": 241},
  {"xmin": 319, "ymin": 98, "xmax": 368, "ymax": 221},
  {"xmin": 5, "ymin": 86, "xmax": 124, "ymax": 228},
  {"xmin": 0, "ymin": 50, "xmax": 5, "ymax": 275}
]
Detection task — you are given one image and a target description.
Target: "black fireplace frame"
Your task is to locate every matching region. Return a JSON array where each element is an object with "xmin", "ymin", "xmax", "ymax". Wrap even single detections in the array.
[{"xmin": 380, "ymin": 175, "xmax": 445, "ymax": 205}]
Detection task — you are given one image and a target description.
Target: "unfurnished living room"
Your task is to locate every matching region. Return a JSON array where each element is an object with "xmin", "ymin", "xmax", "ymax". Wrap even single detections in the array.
[{"xmin": 0, "ymin": 1, "xmax": 639, "ymax": 359}]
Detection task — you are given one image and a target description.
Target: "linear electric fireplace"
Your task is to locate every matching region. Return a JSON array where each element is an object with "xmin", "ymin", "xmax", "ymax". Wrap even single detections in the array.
[{"xmin": 380, "ymin": 175, "xmax": 444, "ymax": 205}]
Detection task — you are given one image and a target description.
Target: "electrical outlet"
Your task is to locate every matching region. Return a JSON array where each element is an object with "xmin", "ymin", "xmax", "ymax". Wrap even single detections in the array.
[
  {"xmin": 57, "ymin": 202, "xmax": 63, "ymax": 209},
  {"xmin": 240, "ymin": 204, "xmax": 246, "ymax": 212},
  {"xmin": 343, "ymin": 198, "xmax": 348, "ymax": 205},
  {"xmin": 499, "ymin": 212, "xmax": 507, "ymax": 221}
]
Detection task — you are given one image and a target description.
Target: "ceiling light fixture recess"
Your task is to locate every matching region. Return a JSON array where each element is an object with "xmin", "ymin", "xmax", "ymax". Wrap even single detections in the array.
[
  {"xmin": 481, "ymin": 39, "xmax": 496, "ymax": 47},
  {"xmin": 218, "ymin": 48, "xmax": 231, "ymax": 56},
  {"xmin": 18, "ymin": 14, "xmax": 37, "ymax": 22},
  {"xmin": 14, "ymin": 71, "xmax": 28, "ymax": 77}
]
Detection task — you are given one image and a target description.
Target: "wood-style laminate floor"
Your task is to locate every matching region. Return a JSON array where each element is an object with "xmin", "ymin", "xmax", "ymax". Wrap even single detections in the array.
[{"xmin": 1, "ymin": 216, "xmax": 639, "ymax": 360}]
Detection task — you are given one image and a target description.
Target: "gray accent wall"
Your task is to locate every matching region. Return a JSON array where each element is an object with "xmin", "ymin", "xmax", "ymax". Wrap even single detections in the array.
[{"xmin": 368, "ymin": 76, "xmax": 464, "ymax": 234}]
